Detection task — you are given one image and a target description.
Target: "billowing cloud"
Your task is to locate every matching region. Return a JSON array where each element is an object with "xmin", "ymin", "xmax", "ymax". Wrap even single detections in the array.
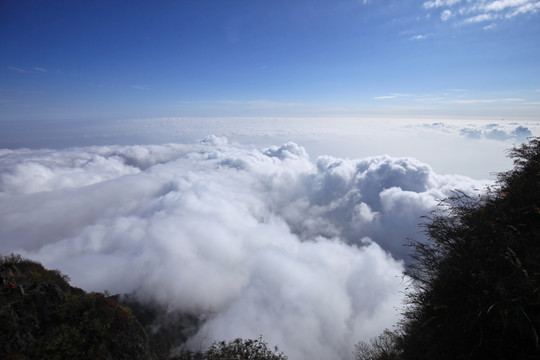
[
  {"xmin": 0, "ymin": 138, "xmax": 488, "ymax": 359},
  {"xmin": 460, "ymin": 127, "xmax": 483, "ymax": 139},
  {"xmin": 485, "ymin": 128, "xmax": 512, "ymax": 140},
  {"xmin": 423, "ymin": 122, "xmax": 534, "ymax": 143},
  {"xmin": 512, "ymin": 125, "xmax": 533, "ymax": 141}
]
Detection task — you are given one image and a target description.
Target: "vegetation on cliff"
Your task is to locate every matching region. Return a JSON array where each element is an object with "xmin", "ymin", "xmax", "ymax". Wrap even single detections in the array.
[
  {"xmin": 0, "ymin": 254, "xmax": 286, "ymax": 360},
  {"xmin": 356, "ymin": 138, "xmax": 540, "ymax": 359},
  {"xmin": 0, "ymin": 253, "xmax": 158, "ymax": 359},
  {"xmin": 172, "ymin": 337, "xmax": 287, "ymax": 360}
]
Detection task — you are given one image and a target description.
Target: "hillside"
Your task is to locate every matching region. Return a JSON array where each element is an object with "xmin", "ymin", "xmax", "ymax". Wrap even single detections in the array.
[
  {"xmin": 0, "ymin": 254, "xmax": 159, "ymax": 359},
  {"xmin": 355, "ymin": 138, "xmax": 540, "ymax": 360},
  {"xmin": 0, "ymin": 254, "xmax": 282, "ymax": 360}
]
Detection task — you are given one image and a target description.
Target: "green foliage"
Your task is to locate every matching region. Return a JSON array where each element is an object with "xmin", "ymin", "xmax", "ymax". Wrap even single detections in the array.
[
  {"xmin": 398, "ymin": 138, "xmax": 540, "ymax": 360},
  {"xmin": 173, "ymin": 336, "xmax": 288, "ymax": 360},
  {"xmin": 119, "ymin": 294, "xmax": 202, "ymax": 359},
  {"xmin": 0, "ymin": 253, "xmax": 72, "ymax": 293},
  {"xmin": 1, "ymin": 254, "xmax": 156, "ymax": 360},
  {"xmin": 29, "ymin": 292, "xmax": 129, "ymax": 358},
  {"xmin": 0, "ymin": 253, "xmax": 25, "ymax": 265}
]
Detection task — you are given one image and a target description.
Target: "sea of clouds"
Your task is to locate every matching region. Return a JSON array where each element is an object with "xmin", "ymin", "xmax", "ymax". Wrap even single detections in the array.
[
  {"xmin": 0, "ymin": 133, "xmax": 494, "ymax": 360},
  {"xmin": 2, "ymin": 116, "xmax": 537, "ymax": 178}
]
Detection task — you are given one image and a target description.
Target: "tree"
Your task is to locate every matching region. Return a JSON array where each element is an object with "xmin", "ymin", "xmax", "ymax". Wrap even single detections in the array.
[
  {"xmin": 0, "ymin": 254, "xmax": 157, "ymax": 360},
  {"xmin": 172, "ymin": 336, "xmax": 287, "ymax": 360},
  {"xmin": 353, "ymin": 329, "xmax": 401, "ymax": 360},
  {"xmin": 399, "ymin": 138, "xmax": 540, "ymax": 360}
]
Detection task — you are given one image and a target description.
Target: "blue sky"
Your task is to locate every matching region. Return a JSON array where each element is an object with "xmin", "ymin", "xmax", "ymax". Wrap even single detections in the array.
[{"xmin": 1, "ymin": 0, "xmax": 540, "ymax": 121}]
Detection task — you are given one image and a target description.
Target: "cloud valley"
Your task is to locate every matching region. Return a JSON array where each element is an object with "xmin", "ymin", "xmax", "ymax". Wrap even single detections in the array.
[{"xmin": 0, "ymin": 137, "xmax": 492, "ymax": 359}]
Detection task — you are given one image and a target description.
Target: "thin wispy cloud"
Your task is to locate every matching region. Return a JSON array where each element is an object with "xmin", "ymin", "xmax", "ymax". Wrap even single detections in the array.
[
  {"xmin": 371, "ymin": 89, "xmax": 535, "ymax": 109},
  {"xmin": 217, "ymin": 99, "xmax": 301, "ymax": 107},
  {"xmin": 8, "ymin": 66, "xmax": 27, "ymax": 73},
  {"xmin": 415, "ymin": 96, "xmax": 445, "ymax": 101},
  {"xmin": 422, "ymin": 0, "xmax": 540, "ymax": 26},
  {"xmin": 9, "ymin": 66, "xmax": 49, "ymax": 74},
  {"xmin": 423, "ymin": 0, "xmax": 462, "ymax": 9},
  {"xmin": 450, "ymin": 97, "xmax": 525, "ymax": 103},
  {"xmin": 131, "ymin": 84, "xmax": 151, "ymax": 90},
  {"xmin": 464, "ymin": 13, "xmax": 496, "ymax": 23},
  {"xmin": 374, "ymin": 93, "xmax": 414, "ymax": 100},
  {"xmin": 180, "ymin": 99, "xmax": 303, "ymax": 108}
]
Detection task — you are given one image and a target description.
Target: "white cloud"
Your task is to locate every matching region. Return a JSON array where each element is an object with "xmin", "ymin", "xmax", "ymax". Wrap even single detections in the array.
[
  {"xmin": 0, "ymin": 138, "xmax": 489, "ymax": 360},
  {"xmin": 486, "ymin": 0, "xmax": 530, "ymax": 12},
  {"xmin": 422, "ymin": 0, "xmax": 540, "ymax": 25},
  {"xmin": 451, "ymin": 97, "xmax": 524, "ymax": 103},
  {"xmin": 423, "ymin": 0, "xmax": 462, "ymax": 9},
  {"xmin": 464, "ymin": 13, "xmax": 496, "ymax": 23},
  {"xmin": 131, "ymin": 84, "xmax": 151, "ymax": 90},
  {"xmin": 180, "ymin": 99, "xmax": 304, "ymax": 109},
  {"xmin": 374, "ymin": 93, "xmax": 413, "ymax": 99},
  {"xmin": 8, "ymin": 66, "xmax": 50, "ymax": 73},
  {"xmin": 410, "ymin": 34, "xmax": 428, "ymax": 40},
  {"xmin": 505, "ymin": 1, "xmax": 540, "ymax": 17},
  {"xmin": 441, "ymin": 9, "xmax": 453, "ymax": 20},
  {"xmin": 512, "ymin": 125, "xmax": 533, "ymax": 140},
  {"xmin": 424, "ymin": 122, "xmax": 534, "ymax": 142},
  {"xmin": 8, "ymin": 66, "xmax": 27, "ymax": 73}
]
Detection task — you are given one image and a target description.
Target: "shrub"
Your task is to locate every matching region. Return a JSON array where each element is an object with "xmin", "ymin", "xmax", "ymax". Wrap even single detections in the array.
[
  {"xmin": 173, "ymin": 336, "xmax": 287, "ymax": 360},
  {"xmin": 399, "ymin": 138, "xmax": 540, "ymax": 360}
]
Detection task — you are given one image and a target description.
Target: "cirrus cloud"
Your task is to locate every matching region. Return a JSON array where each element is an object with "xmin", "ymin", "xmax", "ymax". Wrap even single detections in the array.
[{"xmin": 422, "ymin": 0, "xmax": 540, "ymax": 26}]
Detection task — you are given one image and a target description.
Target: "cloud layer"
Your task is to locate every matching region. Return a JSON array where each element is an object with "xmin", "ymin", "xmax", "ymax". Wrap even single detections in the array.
[
  {"xmin": 419, "ymin": 122, "xmax": 533, "ymax": 142},
  {"xmin": 0, "ymin": 138, "xmax": 488, "ymax": 359}
]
